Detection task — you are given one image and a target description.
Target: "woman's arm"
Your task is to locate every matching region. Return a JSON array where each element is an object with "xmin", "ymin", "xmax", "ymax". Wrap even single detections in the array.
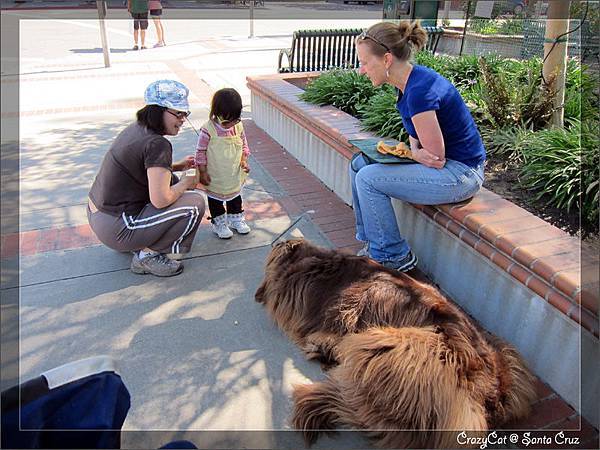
[
  {"xmin": 172, "ymin": 156, "xmax": 195, "ymax": 172},
  {"xmin": 147, "ymin": 166, "xmax": 197, "ymax": 209},
  {"xmin": 410, "ymin": 110, "xmax": 446, "ymax": 169}
]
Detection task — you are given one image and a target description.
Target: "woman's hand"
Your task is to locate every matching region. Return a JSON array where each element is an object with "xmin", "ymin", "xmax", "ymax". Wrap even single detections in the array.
[
  {"xmin": 412, "ymin": 147, "xmax": 446, "ymax": 169},
  {"xmin": 172, "ymin": 155, "xmax": 195, "ymax": 172}
]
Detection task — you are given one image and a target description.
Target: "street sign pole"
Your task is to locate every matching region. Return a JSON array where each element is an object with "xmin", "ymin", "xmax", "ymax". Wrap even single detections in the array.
[{"xmin": 96, "ymin": 0, "xmax": 111, "ymax": 68}]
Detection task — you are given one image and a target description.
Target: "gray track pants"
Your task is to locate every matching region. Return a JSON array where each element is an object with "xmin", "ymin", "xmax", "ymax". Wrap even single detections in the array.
[{"xmin": 88, "ymin": 191, "xmax": 205, "ymax": 254}]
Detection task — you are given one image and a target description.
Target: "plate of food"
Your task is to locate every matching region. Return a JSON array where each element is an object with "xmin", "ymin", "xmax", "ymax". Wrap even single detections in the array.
[{"xmin": 348, "ymin": 138, "xmax": 415, "ymax": 164}]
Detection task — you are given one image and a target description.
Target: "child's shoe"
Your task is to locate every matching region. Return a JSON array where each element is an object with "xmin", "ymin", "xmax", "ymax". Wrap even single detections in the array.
[
  {"xmin": 211, "ymin": 214, "xmax": 233, "ymax": 239},
  {"xmin": 228, "ymin": 212, "xmax": 251, "ymax": 234}
]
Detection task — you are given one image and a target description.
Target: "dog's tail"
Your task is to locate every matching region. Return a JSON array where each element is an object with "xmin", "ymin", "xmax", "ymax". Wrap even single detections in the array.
[
  {"xmin": 486, "ymin": 333, "xmax": 538, "ymax": 425},
  {"xmin": 336, "ymin": 326, "xmax": 488, "ymax": 449},
  {"xmin": 291, "ymin": 379, "xmax": 345, "ymax": 447}
]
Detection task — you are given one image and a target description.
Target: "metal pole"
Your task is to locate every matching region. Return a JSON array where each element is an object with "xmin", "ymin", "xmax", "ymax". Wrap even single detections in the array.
[
  {"xmin": 96, "ymin": 0, "xmax": 111, "ymax": 68},
  {"xmin": 249, "ymin": 0, "xmax": 254, "ymax": 38},
  {"xmin": 459, "ymin": 0, "xmax": 471, "ymax": 56}
]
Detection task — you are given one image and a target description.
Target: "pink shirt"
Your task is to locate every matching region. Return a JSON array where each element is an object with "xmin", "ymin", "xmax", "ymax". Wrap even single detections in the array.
[
  {"xmin": 194, "ymin": 120, "xmax": 251, "ymax": 166},
  {"xmin": 148, "ymin": 0, "xmax": 162, "ymax": 10}
]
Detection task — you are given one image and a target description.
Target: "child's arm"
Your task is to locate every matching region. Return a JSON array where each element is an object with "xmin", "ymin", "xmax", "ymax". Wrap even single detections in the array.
[
  {"xmin": 240, "ymin": 128, "xmax": 251, "ymax": 173},
  {"xmin": 195, "ymin": 128, "xmax": 212, "ymax": 185}
]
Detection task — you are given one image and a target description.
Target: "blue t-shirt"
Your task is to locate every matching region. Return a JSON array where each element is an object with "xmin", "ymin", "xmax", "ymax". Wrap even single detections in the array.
[{"xmin": 396, "ymin": 65, "xmax": 486, "ymax": 168}]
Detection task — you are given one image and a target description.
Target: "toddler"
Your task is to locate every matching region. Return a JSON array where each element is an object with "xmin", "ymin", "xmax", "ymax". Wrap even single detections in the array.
[{"xmin": 195, "ymin": 88, "xmax": 251, "ymax": 239}]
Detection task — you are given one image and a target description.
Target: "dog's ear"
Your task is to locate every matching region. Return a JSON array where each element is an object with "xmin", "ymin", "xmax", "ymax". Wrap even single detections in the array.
[{"xmin": 255, "ymin": 282, "xmax": 266, "ymax": 303}]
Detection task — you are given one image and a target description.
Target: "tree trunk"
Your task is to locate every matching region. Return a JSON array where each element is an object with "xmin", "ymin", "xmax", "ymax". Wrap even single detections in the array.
[{"xmin": 543, "ymin": 0, "xmax": 571, "ymax": 128}]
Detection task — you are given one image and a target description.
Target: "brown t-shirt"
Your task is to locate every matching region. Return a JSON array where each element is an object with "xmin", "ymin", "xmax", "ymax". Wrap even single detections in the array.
[{"xmin": 89, "ymin": 122, "xmax": 173, "ymax": 216}]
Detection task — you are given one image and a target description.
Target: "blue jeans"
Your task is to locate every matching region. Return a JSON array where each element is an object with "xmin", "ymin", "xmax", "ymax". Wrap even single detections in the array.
[{"xmin": 350, "ymin": 155, "xmax": 484, "ymax": 264}]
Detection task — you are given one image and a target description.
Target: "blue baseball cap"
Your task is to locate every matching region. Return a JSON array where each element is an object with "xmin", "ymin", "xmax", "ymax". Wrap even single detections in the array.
[{"xmin": 144, "ymin": 80, "xmax": 190, "ymax": 112}]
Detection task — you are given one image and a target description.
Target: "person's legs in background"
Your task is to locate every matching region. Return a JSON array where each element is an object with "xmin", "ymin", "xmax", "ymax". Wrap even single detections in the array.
[
  {"xmin": 151, "ymin": 11, "xmax": 165, "ymax": 47},
  {"xmin": 139, "ymin": 14, "xmax": 148, "ymax": 49},
  {"xmin": 132, "ymin": 16, "xmax": 140, "ymax": 49}
]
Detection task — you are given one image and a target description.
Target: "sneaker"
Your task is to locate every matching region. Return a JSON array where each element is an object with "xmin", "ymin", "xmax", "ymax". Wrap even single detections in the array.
[
  {"xmin": 153, "ymin": 42, "xmax": 165, "ymax": 48},
  {"xmin": 140, "ymin": 46, "xmax": 147, "ymax": 50},
  {"xmin": 380, "ymin": 250, "xmax": 418, "ymax": 273},
  {"xmin": 131, "ymin": 252, "xmax": 183, "ymax": 277},
  {"xmin": 132, "ymin": 45, "xmax": 139, "ymax": 50},
  {"xmin": 211, "ymin": 214, "xmax": 234, "ymax": 239},
  {"xmin": 356, "ymin": 242, "xmax": 369, "ymax": 257},
  {"xmin": 228, "ymin": 213, "xmax": 251, "ymax": 234}
]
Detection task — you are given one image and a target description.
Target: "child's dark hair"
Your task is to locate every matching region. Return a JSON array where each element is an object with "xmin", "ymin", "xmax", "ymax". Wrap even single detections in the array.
[
  {"xmin": 136, "ymin": 105, "xmax": 167, "ymax": 135},
  {"xmin": 210, "ymin": 88, "xmax": 242, "ymax": 123}
]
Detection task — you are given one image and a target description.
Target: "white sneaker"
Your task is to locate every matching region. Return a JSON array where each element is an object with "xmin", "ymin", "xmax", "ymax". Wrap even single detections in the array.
[
  {"xmin": 228, "ymin": 212, "xmax": 251, "ymax": 234},
  {"xmin": 211, "ymin": 214, "xmax": 233, "ymax": 239}
]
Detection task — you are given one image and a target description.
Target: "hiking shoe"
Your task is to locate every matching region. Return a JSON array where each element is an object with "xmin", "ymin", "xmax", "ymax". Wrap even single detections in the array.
[
  {"xmin": 211, "ymin": 214, "xmax": 233, "ymax": 239},
  {"xmin": 356, "ymin": 242, "xmax": 369, "ymax": 257},
  {"xmin": 380, "ymin": 250, "xmax": 418, "ymax": 273},
  {"xmin": 131, "ymin": 252, "xmax": 183, "ymax": 277},
  {"xmin": 228, "ymin": 212, "xmax": 251, "ymax": 234}
]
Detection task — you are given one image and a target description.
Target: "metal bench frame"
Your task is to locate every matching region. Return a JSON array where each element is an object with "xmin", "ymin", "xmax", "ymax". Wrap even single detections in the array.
[{"xmin": 278, "ymin": 26, "xmax": 444, "ymax": 73}]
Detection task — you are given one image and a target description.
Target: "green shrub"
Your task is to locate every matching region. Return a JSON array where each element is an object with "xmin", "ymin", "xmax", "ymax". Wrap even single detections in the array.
[
  {"xmin": 357, "ymin": 86, "xmax": 407, "ymax": 141},
  {"xmin": 564, "ymin": 59, "xmax": 599, "ymax": 125},
  {"xmin": 519, "ymin": 119, "xmax": 599, "ymax": 226},
  {"xmin": 298, "ymin": 69, "xmax": 380, "ymax": 118},
  {"xmin": 478, "ymin": 57, "xmax": 556, "ymax": 130},
  {"xmin": 480, "ymin": 125, "xmax": 534, "ymax": 164}
]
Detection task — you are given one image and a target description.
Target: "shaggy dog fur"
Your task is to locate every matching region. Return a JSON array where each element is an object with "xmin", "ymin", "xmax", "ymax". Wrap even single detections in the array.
[{"xmin": 255, "ymin": 239, "xmax": 537, "ymax": 448}]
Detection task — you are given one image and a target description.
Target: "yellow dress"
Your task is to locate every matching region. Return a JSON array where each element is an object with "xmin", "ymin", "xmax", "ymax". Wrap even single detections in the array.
[{"xmin": 202, "ymin": 120, "xmax": 247, "ymax": 201}]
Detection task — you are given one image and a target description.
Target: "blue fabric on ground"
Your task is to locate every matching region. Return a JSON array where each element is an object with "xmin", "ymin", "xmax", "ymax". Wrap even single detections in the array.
[{"xmin": 1, "ymin": 371, "xmax": 130, "ymax": 449}]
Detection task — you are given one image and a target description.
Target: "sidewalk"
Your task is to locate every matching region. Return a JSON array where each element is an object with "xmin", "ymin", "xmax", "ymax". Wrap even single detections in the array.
[{"xmin": 1, "ymin": 8, "xmax": 598, "ymax": 448}]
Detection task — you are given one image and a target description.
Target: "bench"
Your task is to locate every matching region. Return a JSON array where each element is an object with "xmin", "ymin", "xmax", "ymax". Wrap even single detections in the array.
[{"xmin": 278, "ymin": 26, "xmax": 444, "ymax": 73}]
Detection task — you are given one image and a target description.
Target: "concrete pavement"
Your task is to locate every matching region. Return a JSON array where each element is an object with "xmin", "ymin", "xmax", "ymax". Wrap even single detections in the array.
[{"xmin": 1, "ymin": 4, "xmax": 380, "ymax": 446}]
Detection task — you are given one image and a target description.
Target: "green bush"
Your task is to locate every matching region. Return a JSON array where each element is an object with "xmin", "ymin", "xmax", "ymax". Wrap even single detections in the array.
[
  {"xmin": 519, "ymin": 120, "xmax": 599, "ymax": 226},
  {"xmin": 298, "ymin": 69, "xmax": 380, "ymax": 118},
  {"xmin": 357, "ymin": 86, "xmax": 407, "ymax": 141},
  {"xmin": 564, "ymin": 59, "xmax": 599, "ymax": 125}
]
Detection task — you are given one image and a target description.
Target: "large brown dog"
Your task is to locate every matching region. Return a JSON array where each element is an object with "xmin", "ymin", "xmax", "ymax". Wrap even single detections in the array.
[{"xmin": 255, "ymin": 239, "xmax": 537, "ymax": 448}]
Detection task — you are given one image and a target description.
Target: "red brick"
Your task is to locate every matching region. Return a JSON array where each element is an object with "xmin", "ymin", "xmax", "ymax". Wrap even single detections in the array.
[
  {"xmin": 318, "ymin": 219, "xmax": 357, "ymax": 233},
  {"xmin": 490, "ymin": 251, "xmax": 513, "ymax": 272},
  {"xmin": 324, "ymin": 227, "xmax": 356, "ymax": 241},
  {"xmin": 0, "ymin": 234, "xmax": 19, "ymax": 259},
  {"xmin": 478, "ymin": 215, "xmax": 550, "ymax": 244},
  {"xmin": 576, "ymin": 282, "xmax": 599, "ymax": 315},
  {"xmin": 514, "ymin": 397, "xmax": 575, "ymax": 429},
  {"xmin": 568, "ymin": 307, "xmax": 599, "ymax": 337},
  {"xmin": 509, "ymin": 263, "xmax": 533, "ymax": 286},
  {"xmin": 550, "ymin": 416, "xmax": 599, "ymax": 448},
  {"xmin": 495, "ymin": 226, "xmax": 568, "ymax": 258},
  {"xmin": 534, "ymin": 379, "xmax": 555, "ymax": 401},
  {"xmin": 276, "ymin": 197, "xmax": 303, "ymax": 216},
  {"xmin": 20, "ymin": 231, "xmax": 39, "ymax": 256},
  {"xmin": 545, "ymin": 291, "xmax": 577, "ymax": 316},
  {"xmin": 526, "ymin": 275, "xmax": 553, "ymax": 300},
  {"xmin": 473, "ymin": 240, "xmax": 496, "ymax": 260}
]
